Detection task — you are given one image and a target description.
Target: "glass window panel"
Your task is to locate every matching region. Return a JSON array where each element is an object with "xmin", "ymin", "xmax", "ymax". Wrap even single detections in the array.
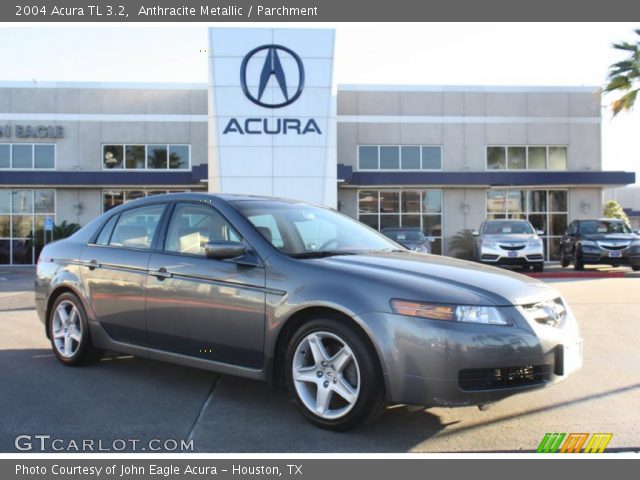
[
  {"xmin": 34, "ymin": 145, "xmax": 55, "ymax": 169},
  {"xmin": 95, "ymin": 215, "xmax": 119, "ymax": 246},
  {"xmin": 0, "ymin": 215, "xmax": 9, "ymax": 237},
  {"xmin": 12, "ymin": 145, "xmax": 33, "ymax": 169},
  {"xmin": 103, "ymin": 190, "xmax": 124, "ymax": 212},
  {"xmin": 12, "ymin": 190, "xmax": 33, "ymax": 214},
  {"xmin": 0, "ymin": 239, "xmax": 9, "ymax": 264},
  {"xmin": 103, "ymin": 145, "xmax": 123, "ymax": 169},
  {"xmin": 401, "ymin": 146, "xmax": 420, "ymax": 170},
  {"xmin": 109, "ymin": 204, "xmax": 165, "ymax": 249},
  {"xmin": 380, "ymin": 146, "xmax": 400, "ymax": 169},
  {"xmin": 358, "ymin": 214, "xmax": 379, "ymax": 231},
  {"xmin": 125, "ymin": 145, "xmax": 146, "ymax": 169},
  {"xmin": 422, "ymin": 215, "xmax": 442, "ymax": 237},
  {"xmin": 246, "ymin": 214, "xmax": 284, "ymax": 248},
  {"xmin": 422, "ymin": 190, "xmax": 442, "ymax": 214},
  {"xmin": 549, "ymin": 190, "xmax": 568, "ymax": 212},
  {"xmin": 550, "ymin": 214, "xmax": 568, "ymax": 236},
  {"xmin": 380, "ymin": 191, "xmax": 400, "ymax": 213},
  {"xmin": 148, "ymin": 190, "xmax": 169, "ymax": 197},
  {"xmin": 430, "ymin": 238, "xmax": 442, "ymax": 255},
  {"xmin": 487, "ymin": 146, "xmax": 506, "ymax": 170},
  {"xmin": 548, "ymin": 237, "xmax": 562, "ymax": 261},
  {"xmin": 125, "ymin": 191, "xmax": 146, "ymax": 202},
  {"xmin": 528, "ymin": 190, "xmax": 547, "ymax": 212},
  {"xmin": 549, "ymin": 146, "xmax": 567, "ymax": 170},
  {"xmin": 401, "ymin": 215, "xmax": 420, "ymax": 227},
  {"xmin": 12, "ymin": 215, "xmax": 33, "ymax": 237},
  {"xmin": 507, "ymin": 190, "xmax": 527, "ymax": 213},
  {"xmin": 0, "ymin": 145, "xmax": 10, "ymax": 168},
  {"xmin": 401, "ymin": 191, "xmax": 421, "ymax": 213},
  {"xmin": 507, "ymin": 213, "xmax": 526, "ymax": 219},
  {"xmin": 358, "ymin": 190, "xmax": 379, "ymax": 214},
  {"xmin": 507, "ymin": 147, "xmax": 526, "ymax": 170},
  {"xmin": 358, "ymin": 146, "xmax": 378, "ymax": 169},
  {"xmin": 487, "ymin": 213, "xmax": 507, "ymax": 220},
  {"xmin": 422, "ymin": 146, "xmax": 442, "ymax": 169},
  {"xmin": 0, "ymin": 190, "xmax": 9, "ymax": 214},
  {"xmin": 380, "ymin": 215, "xmax": 400, "ymax": 230},
  {"xmin": 487, "ymin": 190, "xmax": 507, "ymax": 213},
  {"xmin": 528, "ymin": 147, "xmax": 546, "ymax": 169},
  {"xmin": 34, "ymin": 190, "xmax": 55, "ymax": 214},
  {"xmin": 147, "ymin": 145, "xmax": 168, "ymax": 169},
  {"xmin": 34, "ymin": 215, "xmax": 55, "ymax": 233},
  {"xmin": 169, "ymin": 145, "xmax": 190, "ymax": 169},
  {"xmin": 528, "ymin": 214, "xmax": 547, "ymax": 235},
  {"xmin": 12, "ymin": 240, "xmax": 32, "ymax": 264}
]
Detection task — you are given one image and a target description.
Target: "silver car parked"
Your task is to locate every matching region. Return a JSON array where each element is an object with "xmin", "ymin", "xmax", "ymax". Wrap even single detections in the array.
[
  {"xmin": 36, "ymin": 193, "xmax": 581, "ymax": 430},
  {"xmin": 475, "ymin": 219, "xmax": 545, "ymax": 272}
]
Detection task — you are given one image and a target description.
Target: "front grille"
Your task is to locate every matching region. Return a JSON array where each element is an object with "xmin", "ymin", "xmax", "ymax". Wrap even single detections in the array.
[
  {"xmin": 500, "ymin": 244, "xmax": 525, "ymax": 251},
  {"xmin": 481, "ymin": 254, "xmax": 499, "ymax": 260},
  {"xmin": 521, "ymin": 297, "xmax": 566, "ymax": 327},
  {"xmin": 599, "ymin": 244, "xmax": 628, "ymax": 251},
  {"xmin": 459, "ymin": 365, "xmax": 550, "ymax": 391}
]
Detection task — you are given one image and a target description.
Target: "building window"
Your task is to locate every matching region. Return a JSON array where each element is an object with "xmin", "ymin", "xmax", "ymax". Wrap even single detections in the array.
[
  {"xmin": 0, "ymin": 189, "xmax": 55, "ymax": 265},
  {"xmin": 357, "ymin": 145, "xmax": 442, "ymax": 171},
  {"xmin": 486, "ymin": 146, "xmax": 568, "ymax": 170},
  {"xmin": 357, "ymin": 189, "xmax": 443, "ymax": 254},
  {"xmin": 102, "ymin": 144, "xmax": 190, "ymax": 170},
  {"xmin": 486, "ymin": 189, "xmax": 568, "ymax": 261},
  {"xmin": 0, "ymin": 144, "xmax": 56, "ymax": 170},
  {"xmin": 102, "ymin": 189, "xmax": 189, "ymax": 212}
]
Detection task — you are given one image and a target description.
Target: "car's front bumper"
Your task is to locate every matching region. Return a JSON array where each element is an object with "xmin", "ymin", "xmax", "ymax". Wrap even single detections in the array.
[
  {"xmin": 479, "ymin": 244, "xmax": 544, "ymax": 266},
  {"xmin": 580, "ymin": 244, "xmax": 640, "ymax": 266},
  {"xmin": 358, "ymin": 305, "xmax": 581, "ymax": 407}
]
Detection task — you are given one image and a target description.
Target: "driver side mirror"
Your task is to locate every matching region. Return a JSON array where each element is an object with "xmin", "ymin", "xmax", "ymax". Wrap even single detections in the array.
[
  {"xmin": 536, "ymin": 230, "xmax": 544, "ymax": 236},
  {"xmin": 205, "ymin": 241, "xmax": 246, "ymax": 260},
  {"xmin": 471, "ymin": 230, "xmax": 480, "ymax": 236}
]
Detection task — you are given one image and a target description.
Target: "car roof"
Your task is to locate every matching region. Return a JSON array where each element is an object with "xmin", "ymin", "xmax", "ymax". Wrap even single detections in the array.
[
  {"xmin": 382, "ymin": 227, "xmax": 422, "ymax": 231},
  {"xmin": 576, "ymin": 218, "xmax": 625, "ymax": 222}
]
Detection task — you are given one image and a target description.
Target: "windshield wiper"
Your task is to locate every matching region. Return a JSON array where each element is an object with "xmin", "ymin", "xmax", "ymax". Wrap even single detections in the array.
[{"xmin": 289, "ymin": 251, "xmax": 358, "ymax": 259}]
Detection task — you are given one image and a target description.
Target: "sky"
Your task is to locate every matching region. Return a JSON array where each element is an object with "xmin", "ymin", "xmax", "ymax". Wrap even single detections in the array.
[{"xmin": 0, "ymin": 23, "xmax": 637, "ymax": 182}]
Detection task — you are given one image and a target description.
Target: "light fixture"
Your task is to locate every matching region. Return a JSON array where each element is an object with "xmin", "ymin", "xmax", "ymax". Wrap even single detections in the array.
[
  {"xmin": 461, "ymin": 201, "xmax": 470, "ymax": 215},
  {"xmin": 580, "ymin": 200, "xmax": 590, "ymax": 214},
  {"xmin": 73, "ymin": 201, "xmax": 83, "ymax": 216}
]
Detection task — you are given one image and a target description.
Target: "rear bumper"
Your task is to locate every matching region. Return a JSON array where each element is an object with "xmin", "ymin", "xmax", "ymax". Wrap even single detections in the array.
[{"xmin": 358, "ymin": 308, "xmax": 581, "ymax": 407}]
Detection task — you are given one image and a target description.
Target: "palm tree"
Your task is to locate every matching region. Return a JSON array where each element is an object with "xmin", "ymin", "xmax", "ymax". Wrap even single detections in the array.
[{"xmin": 604, "ymin": 29, "xmax": 640, "ymax": 116}]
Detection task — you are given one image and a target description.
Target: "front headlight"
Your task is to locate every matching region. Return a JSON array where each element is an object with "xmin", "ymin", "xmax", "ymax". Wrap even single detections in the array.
[
  {"xmin": 391, "ymin": 299, "xmax": 511, "ymax": 325},
  {"xmin": 482, "ymin": 240, "xmax": 497, "ymax": 248},
  {"xmin": 527, "ymin": 239, "xmax": 543, "ymax": 248},
  {"xmin": 580, "ymin": 239, "xmax": 598, "ymax": 247}
]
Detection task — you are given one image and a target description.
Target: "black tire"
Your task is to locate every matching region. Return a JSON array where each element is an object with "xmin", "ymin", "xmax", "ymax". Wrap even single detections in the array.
[
  {"xmin": 560, "ymin": 255, "xmax": 570, "ymax": 268},
  {"xmin": 632, "ymin": 265, "xmax": 640, "ymax": 272},
  {"xmin": 284, "ymin": 316, "xmax": 386, "ymax": 431},
  {"xmin": 574, "ymin": 248, "xmax": 585, "ymax": 271},
  {"xmin": 48, "ymin": 292, "xmax": 104, "ymax": 366},
  {"xmin": 533, "ymin": 263, "xmax": 544, "ymax": 272}
]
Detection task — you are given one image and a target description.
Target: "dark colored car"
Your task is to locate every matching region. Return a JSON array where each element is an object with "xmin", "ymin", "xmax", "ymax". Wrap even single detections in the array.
[
  {"xmin": 381, "ymin": 228, "xmax": 431, "ymax": 253},
  {"xmin": 474, "ymin": 220, "xmax": 545, "ymax": 272},
  {"xmin": 36, "ymin": 193, "xmax": 581, "ymax": 431},
  {"xmin": 561, "ymin": 218, "xmax": 640, "ymax": 271}
]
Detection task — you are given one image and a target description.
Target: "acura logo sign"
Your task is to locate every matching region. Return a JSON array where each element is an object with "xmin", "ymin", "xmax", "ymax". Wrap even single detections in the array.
[{"xmin": 240, "ymin": 44, "xmax": 305, "ymax": 108}]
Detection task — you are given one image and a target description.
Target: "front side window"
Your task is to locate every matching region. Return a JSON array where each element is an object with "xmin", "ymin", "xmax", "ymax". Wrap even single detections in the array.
[
  {"xmin": 109, "ymin": 204, "xmax": 165, "ymax": 250},
  {"xmin": 164, "ymin": 203, "xmax": 240, "ymax": 256}
]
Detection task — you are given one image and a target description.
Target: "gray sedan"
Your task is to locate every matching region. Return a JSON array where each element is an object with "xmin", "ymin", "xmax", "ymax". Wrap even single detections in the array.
[{"xmin": 35, "ymin": 193, "xmax": 581, "ymax": 430}]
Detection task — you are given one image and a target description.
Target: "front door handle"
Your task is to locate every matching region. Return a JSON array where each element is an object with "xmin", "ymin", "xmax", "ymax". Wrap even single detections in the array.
[
  {"xmin": 149, "ymin": 267, "xmax": 172, "ymax": 280},
  {"xmin": 83, "ymin": 259, "xmax": 101, "ymax": 270}
]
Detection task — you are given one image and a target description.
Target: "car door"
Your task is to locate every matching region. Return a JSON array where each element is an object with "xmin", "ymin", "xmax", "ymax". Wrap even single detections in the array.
[
  {"xmin": 145, "ymin": 202, "xmax": 266, "ymax": 369},
  {"xmin": 80, "ymin": 203, "xmax": 168, "ymax": 345}
]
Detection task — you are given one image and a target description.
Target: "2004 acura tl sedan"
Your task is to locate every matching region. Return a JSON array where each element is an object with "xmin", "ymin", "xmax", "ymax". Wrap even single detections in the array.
[{"xmin": 36, "ymin": 193, "xmax": 582, "ymax": 430}]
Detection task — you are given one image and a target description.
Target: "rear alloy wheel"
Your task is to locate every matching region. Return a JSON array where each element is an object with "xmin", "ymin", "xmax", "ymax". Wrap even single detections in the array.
[
  {"xmin": 285, "ymin": 318, "xmax": 385, "ymax": 431},
  {"xmin": 632, "ymin": 265, "xmax": 640, "ymax": 272},
  {"xmin": 49, "ymin": 293, "xmax": 103, "ymax": 366}
]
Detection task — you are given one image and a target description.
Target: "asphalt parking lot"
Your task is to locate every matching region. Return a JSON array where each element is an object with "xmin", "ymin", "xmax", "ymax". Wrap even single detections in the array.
[{"xmin": 1, "ymin": 266, "xmax": 639, "ymax": 453}]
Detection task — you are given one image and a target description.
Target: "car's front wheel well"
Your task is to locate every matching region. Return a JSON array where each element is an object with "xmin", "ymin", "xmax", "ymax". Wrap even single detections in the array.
[{"xmin": 271, "ymin": 307, "xmax": 384, "ymax": 388}]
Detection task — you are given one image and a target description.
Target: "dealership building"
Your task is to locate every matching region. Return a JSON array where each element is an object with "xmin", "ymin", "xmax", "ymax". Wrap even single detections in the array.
[{"xmin": 0, "ymin": 27, "xmax": 635, "ymax": 265}]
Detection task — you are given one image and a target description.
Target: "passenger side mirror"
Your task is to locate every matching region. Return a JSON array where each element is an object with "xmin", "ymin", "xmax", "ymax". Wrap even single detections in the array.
[
  {"xmin": 471, "ymin": 230, "xmax": 480, "ymax": 236},
  {"xmin": 536, "ymin": 230, "xmax": 544, "ymax": 236},
  {"xmin": 205, "ymin": 241, "xmax": 246, "ymax": 260}
]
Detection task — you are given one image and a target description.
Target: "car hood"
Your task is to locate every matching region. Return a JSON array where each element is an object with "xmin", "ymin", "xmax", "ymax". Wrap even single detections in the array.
[
  {"xmin": 581, "ymin": 233, "xmax": 638, "ymax": 242},
  {"xmin": 397, "ymin": 240, "xmax": 426, "ymax": 249},
  {"xmin": 313, "ymin": 251, "xmax": 558, "ymax": 306},
  {"xmin": 481, "ymin": 234, "xmax": 537, "ymax": 243}
]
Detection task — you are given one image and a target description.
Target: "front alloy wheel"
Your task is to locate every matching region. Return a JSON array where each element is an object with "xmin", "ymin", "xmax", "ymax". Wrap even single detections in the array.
[{"xmin": 285, "ymin": 317, "xmax": 385, "ymax": 431}]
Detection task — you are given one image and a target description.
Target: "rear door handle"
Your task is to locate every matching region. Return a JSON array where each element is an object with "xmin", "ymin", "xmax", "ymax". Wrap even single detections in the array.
[
  {"xmin": 83, "ymin": 259, "xmax": 101, "ymax": 270},
  {"xmin": 149, "ymin": 267, "xmax": 172, "ymax": 280}
]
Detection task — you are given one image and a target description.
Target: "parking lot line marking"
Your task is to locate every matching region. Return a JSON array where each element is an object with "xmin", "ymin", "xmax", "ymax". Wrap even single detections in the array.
[{"xmin": 186, "ymin": 375, "xmax": 219, "ymax": 444}]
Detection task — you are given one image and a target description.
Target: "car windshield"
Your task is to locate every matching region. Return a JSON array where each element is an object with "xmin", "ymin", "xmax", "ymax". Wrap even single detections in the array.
[
  {"xmin": 231, "ymin": 200, "xmax": 401, "ymax": 257},
  {"xmin": 581, "ymin": 220, "xmax": 631, "ymax": 234},
  {"xmin": 384, "ymin": 230, "xmax": 425, "ymax": 242},
  {"xmin": 483, "ymin": 221, "xmax": 534, "ymax": 235}
]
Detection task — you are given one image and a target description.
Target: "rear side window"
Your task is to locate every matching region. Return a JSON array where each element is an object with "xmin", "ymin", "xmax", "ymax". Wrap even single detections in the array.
[
  {"xmin": 95, "ymin": 215, "xmax": 119, "ymax": 246},
  {"xmin": 108, "ymin": 204, "xmax": 166, "ymax": 250}
]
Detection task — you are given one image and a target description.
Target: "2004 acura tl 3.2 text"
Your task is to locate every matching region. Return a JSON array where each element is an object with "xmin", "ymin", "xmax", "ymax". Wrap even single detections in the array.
[{"xmin": 36, "ymin": 193, "xmax": 582, "ymax": 431}]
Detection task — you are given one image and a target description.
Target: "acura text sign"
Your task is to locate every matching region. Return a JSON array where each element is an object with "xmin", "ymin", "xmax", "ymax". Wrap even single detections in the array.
[
  {"xmin": 208, "ymin": 28, "xmax": 337, "ymax": 207},
  {"xmin": 0, "ymin": 124, "xmax": 64, "ymax": 138}
]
